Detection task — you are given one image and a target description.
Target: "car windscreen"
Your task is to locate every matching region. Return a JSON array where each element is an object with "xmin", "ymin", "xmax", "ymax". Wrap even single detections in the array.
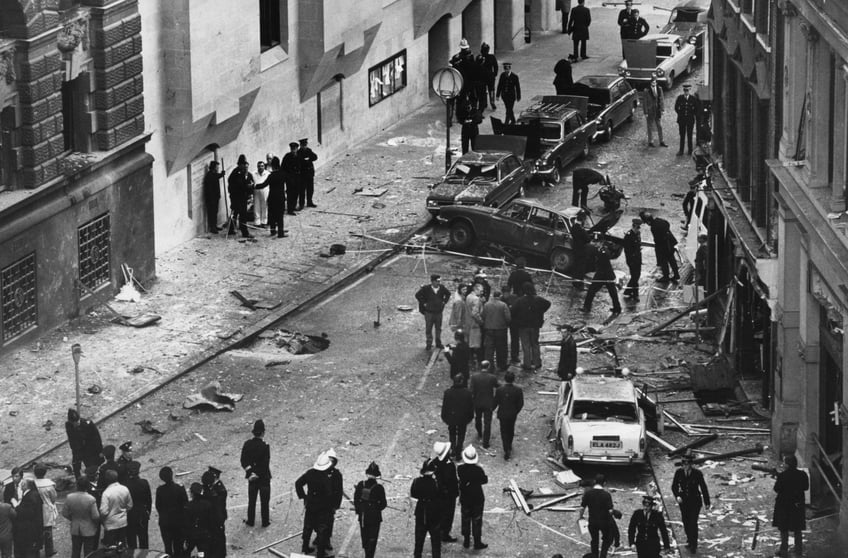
[
  {"xmin": 571, "ymin": 400, "xmax": 638, "ymax": 422},
  {"xmin": 657, "ymin": 45, "xmax": 672, "ymax": 58},
  {"xmin": 671, "ymin": 9, "xmax": 703, "ymax": 23},
  {"xmin": 540, "ymin": 123, "xmax": 562, "ymax": 140},
  {"xmin": 448, "ymin": 163, "xmax": 497, "ymax": 181}
]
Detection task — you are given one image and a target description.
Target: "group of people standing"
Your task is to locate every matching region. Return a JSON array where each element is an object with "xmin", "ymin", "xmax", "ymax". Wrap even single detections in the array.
[{"xmin": 202, "ymin": 139, "xmax": 319, "ymax": 239}]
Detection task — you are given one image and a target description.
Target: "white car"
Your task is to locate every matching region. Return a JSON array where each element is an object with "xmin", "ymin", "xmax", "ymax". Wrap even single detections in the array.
[
  {"xmin": 555, "ymin": 374, "xmax": 647, "ymax": 465},
  {"xmin": 618, "ymin": 33, "xmax": 697, "ymax": 90}
]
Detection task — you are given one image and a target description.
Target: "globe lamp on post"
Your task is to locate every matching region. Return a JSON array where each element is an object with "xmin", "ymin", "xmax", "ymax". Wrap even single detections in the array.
[{"xmin": 431, "ymin": 67, "xmax": 464, "ymax": 172}]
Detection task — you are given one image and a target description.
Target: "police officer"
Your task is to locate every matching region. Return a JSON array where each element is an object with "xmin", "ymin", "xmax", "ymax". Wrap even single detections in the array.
[
  {"xmin": 184, "ymin": 482, "xmax": 214, "ymax": 558},
  {"xmin": 116, "ymin": 441, "xmax": 133, "ymax": 485},
  {"xmin": 582, "ymin": 244, "xmax": 622, "ymax": 315},
  {"xmin": 411, "ymin": 458, "xmax": 442, "ymax": 558},
  {"xmin": 282, "ymin": 142, "xmax": 301, "ymax": 215},
  {"xmin": 495, "ymin": 62, "xmax": 521, "ymax": 125},
  {"xmin": 627, "ymin": 495, "xmax": 671, "ymax": 557},
  {"xmin": 227, "ymin": 154, "xmax": 255, "ymax": 238},
  {"xmin": 297, "ymin": 138, "xmax": 318, "ymax": 209},
  {"xmin": 675, "ymin": 84, "xmax": 701, "ymax": 156},
  {"xmin": 671, "ymin": 451, "xmax": 711, "ymax": 553},
  {"xmin": 623, "ymin": 218, "xmax": 643, "ymax": 300},
  {"xmin": 640, "ymin": 211, "xmax": 680, "ymax": 282},
  {"xmin": 295, "ymin": 453, "xmax": 334, "ymax": 557},
  {"xmin": 202, "ymin": 466, "xmax": 228, "ymax": 558},
  {"xmin": 354, "ymin": 462, "xmax": 387, "ymax": 558},
  {"xmin": 241, "ymin": 419, "xmax": 271, "ymax": 527},
  {"xmin": 617, "ymin": 0, "xmax": 635, "ymax": 56}
]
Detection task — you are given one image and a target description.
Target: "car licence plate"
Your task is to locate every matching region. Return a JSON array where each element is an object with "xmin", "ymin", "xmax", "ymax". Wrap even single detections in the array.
[{"xmin": 590, "ymin": 440, "xmax": 622, "ymax": 449}]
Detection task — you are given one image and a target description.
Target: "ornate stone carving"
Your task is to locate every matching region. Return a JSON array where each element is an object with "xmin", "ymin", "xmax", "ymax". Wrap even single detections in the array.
[
  {"xmin": 799, "ymin": 20, "xmax": 818, "ymax": 43},
  {"xmin": 57, "ymin": 19, "xmax": 88, "ymax": 53},
  {"xmin": 0, "ymin": 49, "xmax": 15, "ymax": 85},
  {"xmin": 779, "ymin": 1, "xmax": 798, "ymax": 18}
]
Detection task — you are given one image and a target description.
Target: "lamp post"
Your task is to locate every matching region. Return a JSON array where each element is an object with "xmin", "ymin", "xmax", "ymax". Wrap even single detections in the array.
[
  {"xmin": 71, "ymin": 343, "xmax": 82, "ymax": 415},
  {"xmin": 432, "ymin": 67, "xmax": 464, "ymax": 172}
]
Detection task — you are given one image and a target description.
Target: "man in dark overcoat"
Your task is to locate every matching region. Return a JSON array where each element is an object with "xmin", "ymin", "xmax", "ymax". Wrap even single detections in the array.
[
  {"xmin": 265, "ymin": 156, "xmax": 287, "ymax": 238},
  {"xmin": 125, "ymin": 461, "xmax": 151, "ymax": 550},
  {"xmin": 431, "ymin": 443, "xmax": 459, "ymax": 545},
  {"xmin": 354, "ymin": 462, "xmax": 387, "ymax": 558},
  {"xmin": 297, "ymin": 138, "xmax": 319, "ymax": 209},
  {"xmin": 66, "ymin": 408, "xmax": 103, "ymax": 479},
  {"xmin": 14, "ymin": 479, "xmax": 43, "ymax": 558},
  {"xmin": 495, "ymin": 62, "xmax": 521, "ymax": 125},
  {"xmin": 411, "ymin": 459, "xmax": 442, "ymax": 558},
  {"xmin": 567, "ymin": 0, "xmax": 591, "ymax": 60},
  {"xmin": 227, "ymin": 154, "xmax": 254, "ymax": 238},
  {"xmin": 241, "ymin": 419, "xmax": 272, "ymax": 527},
  {"xmin": 493, "ymin": 371, "xmax": 524, "ymax": 459},
  {"xmin": 457, "ymin": 446, "xmax": 488, "ymax": 550},
  {"xmin": 773, "ymin": 454, "xmax": 809, "ymax": 557},
  {"xmin": 203, "ymin": 160, "xmax": 225, "ymax": 233},
  {"xmin": 623, "ymin": 218, "xmax": 643, "ymax": 300},
  {"xmin": 184, "ymin": 483, "xmax": 213, "ymax": 558},
  {"xmin": 202, "ymin": 466, "xmax": 228, "ymax": 558},
  {"xmin": 675, "ymin": 84, "xmax": 701, "ymax": 155},
  {"xmin": 282, "ymin": 142, "xmax": 301, "ymax": 215},
  {"xmin": 469, "ymin": 361, "xmax": 499, "ymax": 448},
  {"xmin": 155, "ymin": 466, "xmax": 187, "ymax": 558},
  {"xmin": 557, "ymin": 325, "xmax": 578, "ymax": 381},
  {"xmin": 509, "ymin": 282, "xmax": 551, "ymax": 370},
  {"xmin": 295, "ymin": 453, "xmax": 334, "ymax": 557},
  {"xmin": 415, "ymin": 274, "xmax": 452, "ymax": 350},
  {"xmin": 671, "ymin": 451, "xmax": 711, "ymax": 552},
  {"xmin": 640, "ymin": 211, "xmax": 680, "ymax": 282},
  {"xmin": 582, "ymin": 245, "xmax": 621, "ymax": 315},
  {"xmin": 627, "ymin": 495, "xmax": 671, "ymax": 557},
  {"xmin": 475, "ymin": 43, "xmax": 498, "ymax": 111},
  {"xmin": 441, "ymin": 376, "xmax": 474, "ymax": 460}
]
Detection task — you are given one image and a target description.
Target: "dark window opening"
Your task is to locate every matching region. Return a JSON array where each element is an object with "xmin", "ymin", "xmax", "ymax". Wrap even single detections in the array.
[
  {"xmin": 260, "ymin": 0, "xmax": 288, "ymax": 53},
  {"xmin": 368, "ymin": 50, "xmax": 407, "ymax": 107},
  {"xmin": 61, "ymin": 75, "xmax": 88, "ymax": 152},
  {"xmin": 0, "ymin": 106, "xmax": 16, "ymax": 191}
]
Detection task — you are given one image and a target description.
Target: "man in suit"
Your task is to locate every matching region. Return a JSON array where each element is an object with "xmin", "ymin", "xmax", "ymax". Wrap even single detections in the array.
[
  {"xmin": 495, "ymin": 62, "xmax": 521, "ymax": 125},
  {"xmin": 675, "ymin": 83, "xmax": 701, "ymax": 155},
  {"xmin": 493, "ymin": 371, "xmax": 524, "ymax": 460},
  {"xmin": 773, "ymin": 454, "xmax": 809, "ymax": 557},
  {"xmin": 411, "ymin": 458, "xmax": 442, "ymax": 558},
  {"xmin": 155, "ymin": 466, "xmax": 187, "ymax": 558},
  {"xmin": 65, "ymin": 408, "xmax": 103, "ymax": 480},
  {"xmin": 622, "ymin": 218, "xmax": 643, "ymax": 300},
  {"xmin": 556, "ymin": 325, "xmax": 578, "ymax": 381},
  {"xmin": 295, "ymin": 453, "xmax": 334, "ymax": 557},
  {"xmin": 510, "ymin": 282, "xmax": 551, "ymax": 370},
  {"xmin": 63, "ymin": 476, "xmax": 99, "ymax": 558},
  {"xmin": 469, "ymin": 361, "xmax": 499, "ymax": 448},
  {"xmin": 441, "ymin": 375, "xmax": 474, "ymax": 459},
  {"xmin": 227, "ymin": 154, "xmax": 255, "ymax": 238},
  {"xmin": 282, "ymin": 142, "xmax": 301, "ymax": 215},
  {"xmin": 415, "ymin": 274, "xmax": 452, "ymax": 350},
  {"xmin": 457, "ymin": 446, "xmax": 488, "ymax": 550},
  {"xmin": 642, "ymin": 76, "xmax": 667, "ymax": 147},
  {"xmin": 125, "ymin": 461, "xmax": 151, "ymax": 550},
  {"xmin": 241, "ymin": 419, "xmax": 272, "ymax": 527},
  {"xmin": 627, "ymin": 495, "xmax": 671, "ymax": 557},
  {"xmin": 567, "ymin": 0, "xmax": 591, "ymax": 61},
  {"xmin": 203, "ymin": 161, "xmax": 225, "ymax": 233},
  {"xmin": 475, "ymin": 43, "xmax": 498, "ymax": 111},
  {"xmin": 202, "ymin": 467, "xmax": 228, "ymax": 558},
  {"xmin": 579, "ymin": 474, "xmax": 614, "ymax": 558},
  {"xmin": 671, "ymin": 451, "xmax": 711, "ymax": 552},
  {"xmin": 15, "ymin": 479, "xmax": 43, "ymax": 558},
  {"xmin": 431, "ymin": 442, "xmax": 460, "ymax": 544},
  {"xmin": 557, "ymin": 0, "xmax": 572, "ymax": 34}
]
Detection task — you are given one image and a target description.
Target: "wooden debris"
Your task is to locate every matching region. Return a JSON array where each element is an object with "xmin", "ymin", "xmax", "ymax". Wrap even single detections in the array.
[
  {"xmin": 690, "ymin": 443, "xmax": 764, "ymax": 465},
  {"xmin": 253, "ymin": 530, "xmax": 303, "ymax": 553},
  {"xmin": 530, "ymin": 492, "xmax": 579, "ymax": 513},
  {"xmin": 646, "ymin": 431, "xmax": 676, "ymax": 452},
  {"xmin": 683, "ymin": 423, "xmax": 769, "ymax": 433},
  {"xmin": 509, "ymin": 479, "xmax": 531, "ymax": 514},
  {"xmin": 668, "ymin": 434, "xmax": 718, "ymax": 457},
  {"xmin": 545, "ymin": 456, "xmax": 566, "ymax": 470}
]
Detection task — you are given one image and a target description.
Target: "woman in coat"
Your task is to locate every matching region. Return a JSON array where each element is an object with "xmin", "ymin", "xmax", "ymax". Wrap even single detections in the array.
[
  {"xmin": 464, "ymin": 283, "xmax": 485, "ymax": 366},
  {"xmin": 448, "ymin": 283, "xmax": 469, "ymax": 333},
  {"xmin": 773, "ymin": 454, "xmax": 808, "ymax": 557}
]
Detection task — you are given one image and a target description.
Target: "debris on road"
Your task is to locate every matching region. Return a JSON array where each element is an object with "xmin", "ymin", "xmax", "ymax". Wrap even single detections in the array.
[
  {"xmin": 183, "ymin": 381, "xmax": 244, "ymax": 411},
  {"xmin": 270, "ymin": 330, "xmax": 330, "ymax": 354},
  {"xmin": 136, "ymin": 419, "xmax": 164, "ymax": 435}
]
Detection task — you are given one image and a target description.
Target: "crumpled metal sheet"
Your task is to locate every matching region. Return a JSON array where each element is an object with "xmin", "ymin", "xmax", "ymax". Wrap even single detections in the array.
[{"xmin": 183, "ymin": 381, "xmax": 244, "ymax": 411}]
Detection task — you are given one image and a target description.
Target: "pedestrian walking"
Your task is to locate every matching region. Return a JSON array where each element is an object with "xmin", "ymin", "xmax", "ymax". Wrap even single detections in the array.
[
  {"xmin": 282, "ymin": 141, "xmax": 301, "ymax": 215},
  {"xmin": 321, "ymin": 448, "xmax": 344, "ymax": 552},
  {"xmin": 617, "ymin": 0, "xmax": 635, "ymax": 56},
  {"xmin": 266, "ymin": 156, "xmax": 288, "ymax": 238},
  {"xmin": 0, "ymin": 494, "xmax": 13, "ymax": 558},
  {"xmin": 553, "ymin": 58, "xmax": 573, "ymax": 94},
  {"xmin": 253, "ymin": 160, "xmax": 270, "ymax": 227},
  {"xmin": 476, "ymin": 43, "xmax": 498, "ymax": 111},
  {"xmin": 457, "ymin": 92, "xmax": 482, "ymax": 154},
  {"xmin": 671, "ymin": 451, "xmax": 711, "ymax": 553},
  {"xmin": 444, "ymin": 329, "xmax": 471, "ymax": 384},
  {"xmin": 481, "ymin": 291, "xmax": 511, "ymax": 371},
  {"xmin": 33, "ymin": 464, "xmax": 57, "ymax": 557},
  {"xmin": 65, "ymin": 408, "xmax": 103, "ymax": 479},
  {"xmin": 578, "ymin": 474, "xmax": 614, "ymax": 558},
  {"xmin": 155, "ymin": 466, "xmax": 187, "ymax": 558},
  {"xmin": 675, "ymin": 84, "xmax": 701, "ymax": 156},
  {"xmin": 99, "ymin": 470, "xmax": 132, "ymax": 547},
  {"xmin": 627, "ymin": 495, "xmax": 671, "ymax": 557},
  {"xmin": 441, "ymin": 375, "xmax": 474, "ymax": 456},
  {"xmin": 493, "ymin": 371, "xmax": 524, "ymax": 460},
  {"xmin": 496, "ymin": 62, "xmax": 521, "ymax": 125},
  {"xmin": 295, "ymin": 453, "xmax": 334, "ymax": 557},
  {"xmin": 297, "ymin": 138, "xmax": 318, "ymax": 209},
  {"xmin": 415, "ymin": 274, "xmax": 452, "ymax": 350},
  {"xmin": 623, "ymin": 218, "xmax": 643, "ymax": 300},
  {"xmin": 354, "ymin": 462, "xmax": 387, "ymax": 558},
  {"xmin": 448, "ymin": 282, "xmax": 469, "ymax": 333},
  {"xmin": 3, "ymin": 468, "xmax": 21, "ymax": 506},
  {"xmin": 510, "ymin": 282, "xmax": 551, "ymax": 370},
  {"xmin": 567, "ymin": 0, "xmax": 591, "ymax": 61},
  {"xmin": 469, "ymin": 361, "xmax": 499, "ymax": 449},
  {"xmin": 506, "ymin": 258, "xmax": 532, "ymax": 296},
  {"xmin": 449, "ymin": 38, "xmax": 477, "ymax": 99},
  {"xmin": 464, "ymin": 282, "xmax": 485, "ymax": 365},
  {"xmin": 14, "ymin": 479, "xmax": 43, "ymax": 558},
  {"xmin": 203, "ymin": 160, "xmax": 225, "ymax": 233},
  {"xmin": 431, "ymin": 443, "xmax": 459, "ymax": 544},
  {"xmin": 241, "ymin": 419, "xmax": 272, "ymax": 528},
  {"xmin": 571, "ymin": 167, "xmax": 605, "ymax": 210},
  {"xmin": 116, "ymin": 441, "xmax": 133, "ymax": 486},
  {"xmin": 556, "ymin": 325, "xmax": 578, "ymax": 381},
  {"xmin": 557, "ymin": 0, "xmax": 572, "ymax": 34},
  {"xmin": 642, "ymin": 77, "xmax": 667, "ymax": 147},
  {"xmin": 202, "ymin": 467, "xmax": 228, "ymax": 558},
  {"xmin": 125, "ymin": 461, "xmax": 151, "ymax": 550},
  {"xmin": 773, "ymin": 454, "xmax": 809, "ymax": 557},
  {"xmin": 457, "ymin": 446, "xmax": 488, "ymax": 550},
  {"xmin": 639, "ymin": 211, "xmax": 680, "ymax": 282},
  {"xmin": 227, "ymin": 154, "xmax": 255, "ymax": 238},
  {"xmin": 411, "ymin": 459, "xmax": 442, "ymax": 558},
  {"xmin": 63, "ymin": 476, "xmax": 98, "ymax": 558},
  {"xmin": 184, "ymin": 482, "xmax": 213, "ymax": 558}
]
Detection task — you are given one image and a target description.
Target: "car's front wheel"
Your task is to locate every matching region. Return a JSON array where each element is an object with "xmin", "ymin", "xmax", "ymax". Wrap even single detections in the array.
[
  {"xmin": 549, "ymin": 166, "xmax": 561, "ymax": 186},
  {"xmin": 550, "ymin": 248, "xmax": 573, "ymax": 272},
  {"xmin": 663, "ymin": 71, "xmax": 675, "ymax": 91},
  {"xmin": 450, "ymin": 220, "xmax": 476, "ymax": 251}
]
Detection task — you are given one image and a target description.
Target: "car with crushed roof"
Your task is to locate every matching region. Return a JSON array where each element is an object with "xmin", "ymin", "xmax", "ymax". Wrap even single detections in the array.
[
  {"xmin": 555, "ymin": 373, "xmax": 647, "ymax": 465},
  {"xmin": 439, "ymin": 197, "xmax": 622, "ymax": 272},
  {"xmin": 618, "ymin": 33, "xmax": 697, "ymax": 90},
  {"xmin": 425, "ymin": 136, "xmax": 531, "ymax": 217},
  {"xmin": 562, "ymin": 75, "xmax": 639, "ymax": 142},
  {"xmin": 661, "ymin": 0, "xmax": 709, "ymax": 56}
]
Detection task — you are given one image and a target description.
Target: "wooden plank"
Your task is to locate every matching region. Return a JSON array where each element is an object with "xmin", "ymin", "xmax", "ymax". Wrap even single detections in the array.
[
  {"xmin": 510, "ymin": 479, "xmax": 531, "ymax": 514},
  {"xmin": 530, "ymin": 492, "xmax": 579, "ymax": 513},
  {"xmin": 646, "ymin": 430, "xmax": 676, "ymax": 452}
]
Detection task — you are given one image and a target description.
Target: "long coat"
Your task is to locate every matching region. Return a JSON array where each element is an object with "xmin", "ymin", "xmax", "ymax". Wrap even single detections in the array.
[
  {"xmin": 493, "ymin": 383, "xmax": 524, "ymax": 420},
  {"xmin": 773, "ymin": 468, "xmax": 808, "ymax": 531},
  {"xmin": 567, "ymin": 5, "xmax": 591, "ymax": 40},
  {"xmin": 464, "ymin": 292, "xmax": 484, "ymax": 348},
  {"xmin": 457, "ymin": 463, "xmax": 488, "ymax": 507},
  {"xmin": 441, "ymin": 385, "xmax": 474, "ymax": 427},
  {"xmin": 14, "ymin": 489, "xmax": 43, "ymax": 552}
]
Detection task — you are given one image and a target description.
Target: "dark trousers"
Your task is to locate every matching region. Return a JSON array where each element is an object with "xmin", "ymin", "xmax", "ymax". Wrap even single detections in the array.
[
  {"xmin": 159, "ymin": 524, "xmax": 183, "ymax": 558},
  {"xmin": 103, "ymin": 526, "xmax": 127, "ymax": 547},
  {"xmin": 502, "ymin": 96, "xmax": 517, "ymax": 125},
  {"xmin": 518, "ymin": 327, "xmax": 541, "ymax": 368},
  {"xmin": 680, "ymin": 502, "xmax": 701, "ymax": 549},
  {"xmin": 359, "ymin": 514, "xmax": 381, "ymax": 558},
  {"xmin": 573, "ymin": 38, "xmax": 587, "ymax": 59},
  {"xmin": 423, "ymin": 311, "xmax": 444, "ymax": 347},
  {"xmin": 461, "ymin": 127, "xmax": 478, "ymax": 154},
  {"xmin": 70, "ymin": 534, "xmax": 97, "ymax": 558},
  {"xmin": 42, "ymin": 526, "xmax": 53, "ymax": 556},
  {"xmin": 460, "ymin": 502, "xmax": 484, "ymax": 544},
  {"xmin": 635, "ymin": 540, "xmax": 660, "ymax": 558},
  {"xmin": 439, "ymin": 497, "xmax": 456, "ymax": 539},
  {"xmin": 584, "ymin": 279, "xmax": 622, "ymax": 313},
  {"xmin": 624, "ymin": 261, "xmax": 641, "ymax": 298},
  {"xmin": 268, "ymin": 202, "xmax": 285, "ymax": 236},
  {"xmin": 302, "ymin": 510, "xmax": 330, "ymax": 557},
  {"xmin": 509, "ymin": 325, "xmax": 520, "ymax": 362},
  {"xmin": 483, "ymin": 328, "xmax": 508, "ymax": 370},
  {"xmin": 247, "ymin": 479, "xmax": 271, "ymax": 525},
  {"xmin": 474, "ymin": 407, "xmax": 493, "ymax": 446},
  {"xmin": 678, "ymin": 120, "xmax": 695, "ymax": 154},
  {"xmin": 778, "ymin": 529, "xmax": 803, "ymax": 555},
  {"xmin": 561, "ymin": 9, "xmax": 570, "ymax": 32},
  {"xmin": 301, "ymin": 173, "xmax": 315, "ymax": 206},
  {"xmin": 413, "ymin": 517, "xmax": 441, "ymax": 558},
  {"xmin": 205, "ymin": 195, "xmax": 220, "ymax": 231},
  {"xmin": 656, "ymin": 248, "xmax": 679, "ymax": 280},
  {"xmin": 126, "ymin": 517, "xmax": 148, "ymax": 549},
  {"xmin": 285, "ymin": 174, "xmax": 300, "ymax": 212},
  {"xmin": 589, "ymin": 523, "xmax": 612, "ymax": 558},
  {"xmin": 185, "ymin": 537, "xmax": 208, "ymax": 557},
  {"xmin": 209, "ymin": 524, "xmax": 226, "ymax": 558},
  {"xmin": 12, "ymin": 544, "xmax": 37, "ymax": 558},
  {"xmin": 499, "ymin": 417, "xmax": 516, "ymax": 455},
  {"xmin": 474, "ymin": 82, "xmax": 488, "ymax": 112},
  {"xmin": 447, "ymin": 424, "xmax": 467, "ymax": 459},
  {"xmin": 229, "ymin": 198, "xmax": 250, "ymax": 236},
  {"xmin": 572, "ymin": 182, "xmax": 588, "ymax": 208}
]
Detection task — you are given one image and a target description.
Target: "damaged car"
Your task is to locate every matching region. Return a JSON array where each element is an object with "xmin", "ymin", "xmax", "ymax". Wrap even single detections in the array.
[{"xmin": 562, "ymin": 75, "xmax": 639, "ymax": 142}]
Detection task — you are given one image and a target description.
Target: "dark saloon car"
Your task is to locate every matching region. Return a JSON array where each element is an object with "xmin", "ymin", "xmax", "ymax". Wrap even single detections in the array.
[
  {"xmin": 563, "ymin": 75, "xmax": 639, "ymax": 142},
  {"xmin": 426, "ymin": 137, "xmax": 531, "ymax": 216},
  {"xmin": 440, "ymin": 198, "xmax": 622, "ymax": 272}
]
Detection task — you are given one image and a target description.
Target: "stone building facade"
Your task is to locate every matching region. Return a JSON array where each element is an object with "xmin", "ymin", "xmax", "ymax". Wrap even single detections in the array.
[{"xmin": 0, "ymin": 0, "xmax": 153, "ymax": 351}]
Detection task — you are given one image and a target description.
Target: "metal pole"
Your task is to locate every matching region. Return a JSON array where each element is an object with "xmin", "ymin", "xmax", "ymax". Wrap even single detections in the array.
[
  {"xmin": 445, "ymin": 100, "xmax": 452, "ymax": 172},
  {"xmin": 71, "ymin": 344, "xmax": 82, "ymax": 415}
]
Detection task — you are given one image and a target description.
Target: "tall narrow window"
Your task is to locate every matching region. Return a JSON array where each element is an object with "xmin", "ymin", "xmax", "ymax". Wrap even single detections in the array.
[
  {"xmin": 61, "ymin": 75, "xmax": 88, "ymax": 152},
  {"xmin": 0, "ymin": 106, "xmax": 15, "ymax": 191},
  {"xmin": 260, "ymin": 0, "xmax": 288, "ymax": 53}
]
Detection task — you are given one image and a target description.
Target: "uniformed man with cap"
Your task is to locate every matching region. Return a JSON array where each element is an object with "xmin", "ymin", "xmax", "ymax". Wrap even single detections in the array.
[
  {"xmin": 623, "ymin": 218, "xmax": 643, "ymax": 300},
  {"xmin": 184, "ymin": 482, "xmax": 214, "ymax": 558},
  {"xmin": 495, "ymin": 62, "xmax": 521, "ymax": 125},
  {"xmin": 227, "ymin": 154, "xmax": 255, "ymax": 238},
  {"xmin": 410, "ymin": 458, "xmax": 442, "ymax": 558},
  {"xmin": 297, "ymin": 138, "xmax": 319, "ymax": 209},
  {"xmin": 241, "ymin": 419, "xmax": 272, "ymax": 528},
  {"xmin": 202, "ymin": 466, "xmax": 228, "ymax": 558},
  {"xmin": 116, "ymin": 441, "xmax": 133, "ymax": 484},
  {"xmin": 671, "ymin": 451, "xmax": 710, "ymax": 552},
  {"xmin": 627, "ymin": 495, "xmax": 671, "ymax": 557},
  {"xmin": 674, "ymin": 84, "xmax": 701, "ymax": 156},
  {"xmin": 125, "ymin": 461, "xmax": 151, "ymax": 549},
  {"xmin": 354, "ymin": 462, "xmax": 387, "ymax": 558},
  {"xmin": 295, "ymin": 453, "xmax": 334, "ymax": 557}
]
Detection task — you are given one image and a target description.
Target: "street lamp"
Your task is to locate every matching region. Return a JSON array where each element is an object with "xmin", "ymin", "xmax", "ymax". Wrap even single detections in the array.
[
  {"xmin": 432, "ymin": 67, "xmax": 464, "ymax": 172},
  {"xmin": 71, "ymin": 343, "xmax": 82, "ymax": 415}
]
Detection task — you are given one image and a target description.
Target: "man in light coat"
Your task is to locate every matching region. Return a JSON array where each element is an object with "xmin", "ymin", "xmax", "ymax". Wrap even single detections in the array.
[
  {"xmin": 99, "ymin": 469, "xmax": 133, "ymax": 546},
  {"xmin": 34, "ymin": 465, "xmax": 58, "ymax": 557},
  {"xmin": 642, "ymin": 76, "xmax": 667, "ymax": 148},
  {"xmin": 63, "ymin": 477, "xmax": 100, "ymax": 558},
  {"xmin": 480, "ymin": 291, "xmax": 511, "ymax": 371}
]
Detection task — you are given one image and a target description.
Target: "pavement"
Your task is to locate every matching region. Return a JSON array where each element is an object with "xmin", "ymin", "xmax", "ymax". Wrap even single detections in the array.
[{"xmin": 0, "ymin": 1, "xmax": 840, "ymax": 556}]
